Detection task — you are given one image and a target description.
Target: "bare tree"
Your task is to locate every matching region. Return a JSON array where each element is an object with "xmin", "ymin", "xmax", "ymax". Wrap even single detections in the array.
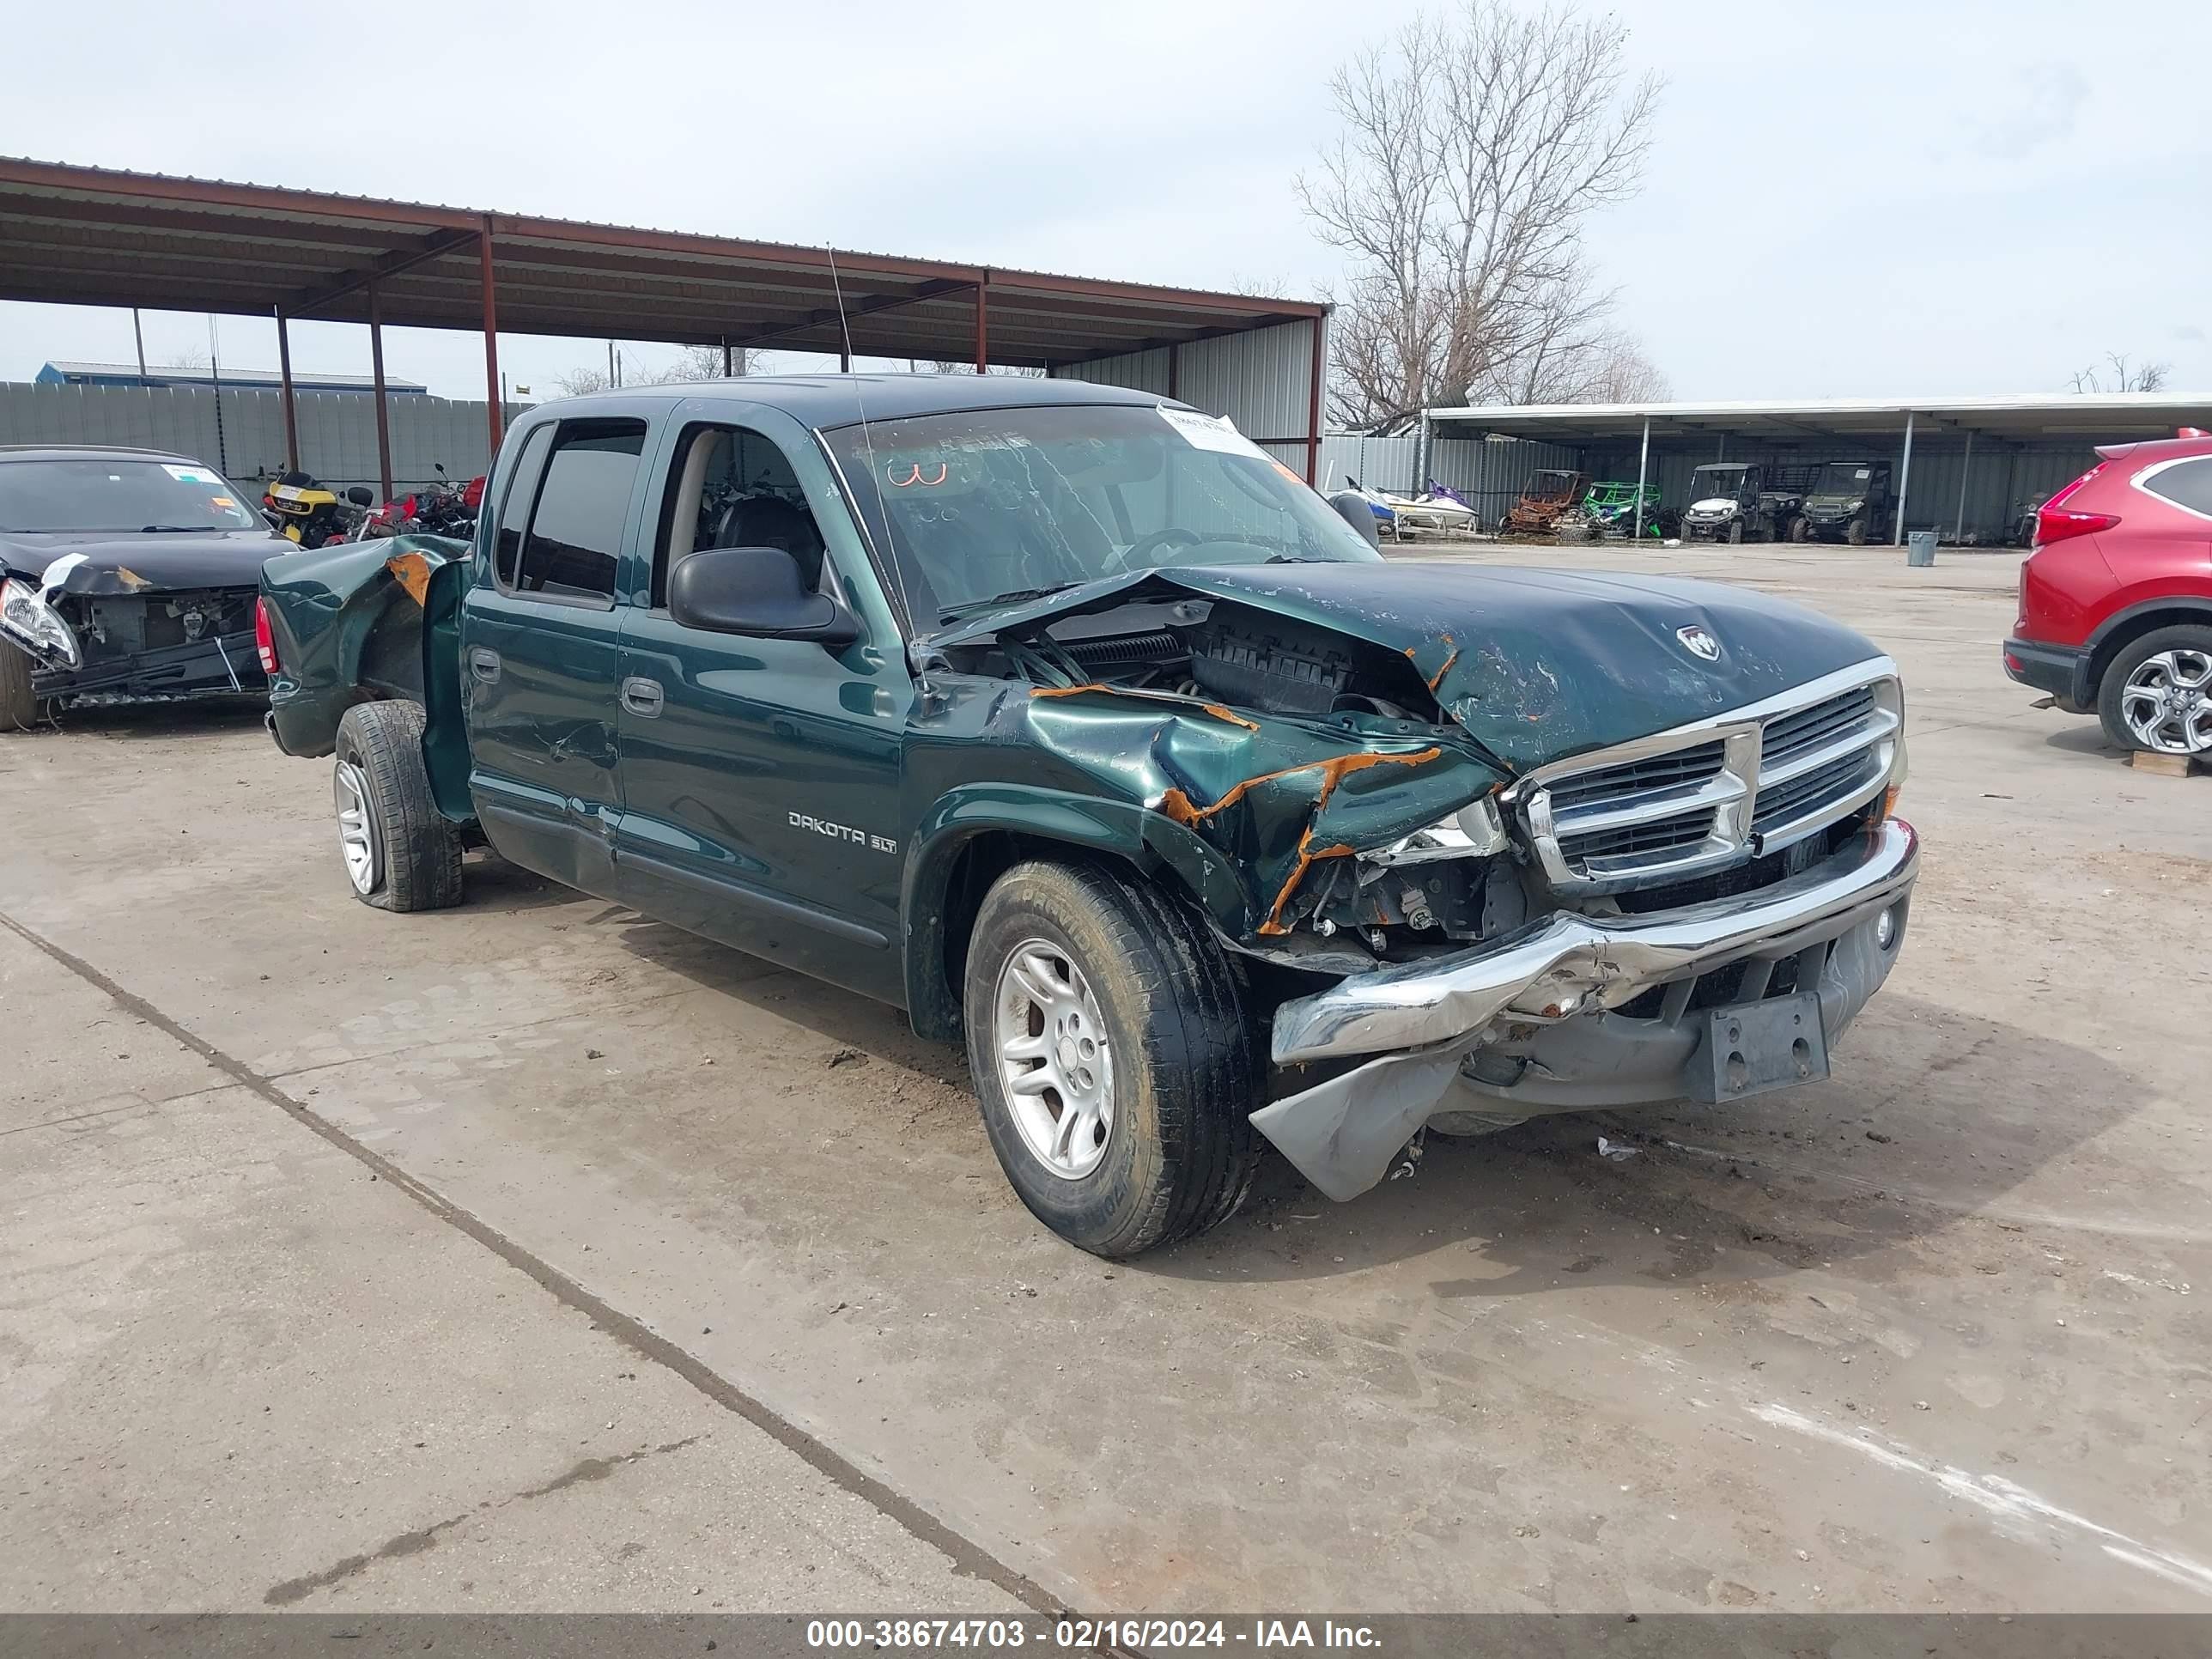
[
  {"xmin": 1300, "ymin": 1, "xmax": 1663, "ymax": 428},
  {"xmin": 2069, "ymin": 353, "xmax": 2172, "ymax": 393},
  {"xmin": 551, "ymin": 343, "xmax": 753, "ymax": 397}
]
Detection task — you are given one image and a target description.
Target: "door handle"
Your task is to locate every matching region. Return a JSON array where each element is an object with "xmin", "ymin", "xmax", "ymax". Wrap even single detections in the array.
[
  {"xmin": 468, "ymin": 646, "xmax": 501, "ymax": 684},
  {"xmin": 620, "ymin": 676, "xmax": 665, "ymax": 718}
]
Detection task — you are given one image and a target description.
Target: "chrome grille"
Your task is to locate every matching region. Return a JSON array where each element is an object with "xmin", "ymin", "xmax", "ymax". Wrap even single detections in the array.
[{"xmin": 1514, "ymin": 661, "xmax": 1902, "ymax": 893}]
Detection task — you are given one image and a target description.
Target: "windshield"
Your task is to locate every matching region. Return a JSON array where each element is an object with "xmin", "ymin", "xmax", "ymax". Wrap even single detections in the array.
[
  {"xmin": 1691, "ymin": 466, "xmax": 1748, "ymax": 500},
  {"xmin": 0, "ymin": 458, "xmax": 263, "ymax": 533},
  {"xmin": 822, "ymin": 403, "xmax": 1381, "ymax": 621},
  {"xmin": 1814, "ymin": 463, "xmax": 1875, "ymax": 496}
]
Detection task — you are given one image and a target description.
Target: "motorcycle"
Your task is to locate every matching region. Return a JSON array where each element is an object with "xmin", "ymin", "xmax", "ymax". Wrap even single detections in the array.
[
  {"xmin": 264, "ymin": 471, "xmax": 373, "ymax": 548},
  {"xmin": 345, "ymin": 464, "xmax": 487, "ymax": 543}
]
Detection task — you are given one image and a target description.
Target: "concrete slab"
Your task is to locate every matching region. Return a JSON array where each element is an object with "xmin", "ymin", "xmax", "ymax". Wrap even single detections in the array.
[{"xmin": 1, "ymin": 547, "xmax": 2205, "ymax": 1613}]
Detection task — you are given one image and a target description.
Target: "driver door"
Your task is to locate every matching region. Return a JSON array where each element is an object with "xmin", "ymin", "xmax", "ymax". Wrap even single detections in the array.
[{"xmin": 611, "ymin": 409, "xmax": 909, "ymax": 1004}]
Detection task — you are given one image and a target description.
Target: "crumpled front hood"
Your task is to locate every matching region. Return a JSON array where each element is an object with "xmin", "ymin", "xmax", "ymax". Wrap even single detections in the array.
[
  {"xmin": 937, "ymin": 560, "xmax": 1884, "ymax": 775},
  {"xmin": 1163, "ymin": 562, "xmax": 1883, "ymax": 771},
  {"xmin": 0, "ymin": 527, "xmax": 295, "ymax": 592}
]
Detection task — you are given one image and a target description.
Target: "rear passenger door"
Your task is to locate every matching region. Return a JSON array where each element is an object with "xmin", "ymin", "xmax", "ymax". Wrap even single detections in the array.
[{"xmin": 460, "ymin": 413, "xmax": 651, "ymax": 899}]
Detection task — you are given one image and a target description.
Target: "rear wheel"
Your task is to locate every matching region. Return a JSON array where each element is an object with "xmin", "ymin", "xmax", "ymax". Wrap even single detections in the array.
[
  {"xmin": 332, "ymin": 701, "xmax": 464, "ymax": 912},
  {"xmin": 2099, "ymin": 626, "xmax": 2212, "ymax": 756},
  {"xmin": 963, "ymin": 860, "xmax": 1260, "ymax": 1258},
  {"xmin": 0, "ymin": 641, "xmax": 40, "ymax": 732}
]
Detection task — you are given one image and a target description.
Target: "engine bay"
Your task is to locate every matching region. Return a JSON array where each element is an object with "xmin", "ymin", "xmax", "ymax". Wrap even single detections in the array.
[{"xmin": 944, "ymin": 595, "xmax": 1528, "ymax": 963}]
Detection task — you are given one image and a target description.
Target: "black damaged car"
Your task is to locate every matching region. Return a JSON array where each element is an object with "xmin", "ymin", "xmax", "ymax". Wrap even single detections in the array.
[{"xmin": 0, "ymin": 444, "xmax": 293, "ymax": 730}]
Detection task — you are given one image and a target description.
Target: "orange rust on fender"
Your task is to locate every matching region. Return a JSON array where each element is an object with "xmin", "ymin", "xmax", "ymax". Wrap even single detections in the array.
[
  {"xmin": 1158, "ymin": 745, "xmax": 1443, "ymax": 829},
  {"xmin": 385, "ymin": 550, "xmax": 434, "ymax": 607},
  {"xmin": 1258, "ymin": 830, "xmax": 1357, "ymax": 935},
  {"xmin": 1029, "ymin": 683, "xmax": 1260, "ymax": 732}
]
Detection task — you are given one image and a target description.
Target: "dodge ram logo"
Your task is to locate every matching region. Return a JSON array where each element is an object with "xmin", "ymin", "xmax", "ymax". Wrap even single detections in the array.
[{"xmin": 1676, "ymin": 624, "xmax": 1721, "ymax": 662}]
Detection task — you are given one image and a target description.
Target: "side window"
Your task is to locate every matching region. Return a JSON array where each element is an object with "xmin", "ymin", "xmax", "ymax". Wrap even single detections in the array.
[
  {"xmin": 2143, "ymin": 458, "xmax": 2212, "ymax": 520},
  {"xmin": 493, "ymin": 424, "xmax": 555, "ymax": 587},
  {"xmin": 653, "ymin": 423, "xmax": 828, "ymax": 606},
  {"xmin": 513, "ymin": 420, "xmax": 647, "ymax": 602}
]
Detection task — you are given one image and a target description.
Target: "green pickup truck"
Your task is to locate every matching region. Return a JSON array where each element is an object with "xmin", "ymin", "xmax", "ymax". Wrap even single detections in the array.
[{"xmin": 258, "ymin": 377, "xmax": 1918, "ymax": 1257}]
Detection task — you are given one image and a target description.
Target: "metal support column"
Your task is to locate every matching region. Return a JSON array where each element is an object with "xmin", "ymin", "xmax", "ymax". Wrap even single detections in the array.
[
  {"xmin": 1167, "ymin": 343, "xmax": 1179, "ymax": 402},
  {"xmin": 368, "ymin": 280, "xmax": 393, "ymax": 502},
  {"xmin": 1954, "ymin": 428, "xmax": 1973, "ymax": 543},
  {"xmin": 132, "ymin": 308, "xmax": 147, "ymax": 379},
  {"xmin": 721, "ymin": 337, "xmax": 732, "ymax": 377},
  {"xmin": 1304, "ymin": 313, "xmax": 1325, "ymax": 484},
  {"xmin": 1633, "ymin": 416, "xmax": 1651, "ymax": 542},
  {"xmin": 1894, "ymin": 411, "xmax": 1916, "ymax": 546},
  {"xmin": 973, "ymin": 276, "xmax": 988, "ymax": 372},
  {"xmin": 275, "ymin": 308, "xmax": 300, "ymax": 471},
  {"xmin": 479, "ymin": 222, "xmax": 503, "ymax": 457}
]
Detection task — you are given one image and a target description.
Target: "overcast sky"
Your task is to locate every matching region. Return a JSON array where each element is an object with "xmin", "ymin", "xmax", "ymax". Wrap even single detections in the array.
[{"xmin": 3, "ymin": 0, "xmax": 2205, "ymax": 404}]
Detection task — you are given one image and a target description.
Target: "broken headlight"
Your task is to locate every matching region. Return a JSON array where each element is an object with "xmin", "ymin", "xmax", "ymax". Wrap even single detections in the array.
[
  {"xmin": 0, "ymin": 577, "xmax": 81, "ymax": 669},
  {"xmin": 1363, "ymin": 794, "xmax": 1509, "ymax": 867}
]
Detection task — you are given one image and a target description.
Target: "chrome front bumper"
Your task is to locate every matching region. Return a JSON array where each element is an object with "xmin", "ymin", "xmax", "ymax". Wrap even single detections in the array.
[{"xmin": 1252, "ymin": 818, "xmax": 1919, "ymax": 1200}]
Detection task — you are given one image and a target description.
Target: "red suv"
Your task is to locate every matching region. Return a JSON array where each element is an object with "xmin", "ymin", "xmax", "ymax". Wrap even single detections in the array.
[{"xmin": 2005, "ymin": 429, "xmax": 2212, "ymax": 757}]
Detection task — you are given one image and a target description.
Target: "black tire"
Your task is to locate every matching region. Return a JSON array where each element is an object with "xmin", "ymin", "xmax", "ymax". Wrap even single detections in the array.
[
  {"xmin": 2097, "ymin": 624, "xmax": 2212, "ymax": 754},
  {"xmin": 963, "ymin": 860, "xmax": 1260, "ymax": 1258},
  {"xmin": 1845, "ymin": 517, "xmax": 1868, "ymax": 546},
  {"xmin": 1725, "ymin": 519, "xmax": 1745, "ymax": 545},
  {"xmin": 0, "ymin": 640, "xmax": 40, "ymax": 732},
  {"xmin": 333, "ymin": 701, "xmax": 464, "ymax": 912},
  {"xmin": 1789, "ymin": 516, "xmax": 1810, "ymax": 543}
]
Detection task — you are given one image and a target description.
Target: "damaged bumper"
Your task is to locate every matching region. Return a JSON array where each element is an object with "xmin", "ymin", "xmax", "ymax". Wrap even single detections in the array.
[
  {"xmin": 27, "ymin": 626, "xmax": 260, "ymax": 701},
  {"xmin": 1252, "ymin": 817, "xmax": 1919, "ymax": 1200}
]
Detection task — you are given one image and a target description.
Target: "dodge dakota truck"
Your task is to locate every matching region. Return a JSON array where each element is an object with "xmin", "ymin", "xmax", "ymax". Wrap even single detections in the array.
[{"xmin": 258, "ymin": 377, "xmax": 1918, "ymax": 1258}]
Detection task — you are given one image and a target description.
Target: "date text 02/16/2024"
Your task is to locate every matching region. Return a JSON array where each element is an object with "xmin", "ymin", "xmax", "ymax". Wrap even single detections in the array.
[{"xmin": 803, "ymin": 1620, "xmax": 1381, "ymax": 1650}]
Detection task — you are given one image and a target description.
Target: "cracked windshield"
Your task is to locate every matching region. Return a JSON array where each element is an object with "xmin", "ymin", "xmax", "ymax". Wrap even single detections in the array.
[{"xmin": 824, "ymin": 401, "xmax": 1379, "ymax": 622}]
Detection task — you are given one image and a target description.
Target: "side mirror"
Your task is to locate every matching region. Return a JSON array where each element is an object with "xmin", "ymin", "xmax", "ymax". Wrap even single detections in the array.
[
  {"xmin": 1328, "ymin": 489, "xmax": 1382, "ymax": 548},
  {"xmin": 669, "ymin": 545, "xmax": 860, "ymax": 647},
  {"xmin": 345, "ymin": 486, "xmax": 374, "ymax": 507}
]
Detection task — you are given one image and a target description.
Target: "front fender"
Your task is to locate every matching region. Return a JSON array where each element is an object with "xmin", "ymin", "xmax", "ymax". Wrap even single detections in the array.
[{"xmin": 899, "ymin": 783, "xmax": 1249, "ymax": 1039}]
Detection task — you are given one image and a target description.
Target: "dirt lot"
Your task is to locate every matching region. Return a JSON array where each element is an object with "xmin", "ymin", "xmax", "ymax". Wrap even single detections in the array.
[{"xmin": 3, "ymin": 544, "xmax": 2207, "ymax": 1614}]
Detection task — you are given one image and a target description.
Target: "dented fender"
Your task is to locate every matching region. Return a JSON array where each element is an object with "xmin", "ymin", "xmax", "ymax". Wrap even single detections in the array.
[{"xmin": 258, "ymin": 534, "xmax": 471, "ymax": 776}]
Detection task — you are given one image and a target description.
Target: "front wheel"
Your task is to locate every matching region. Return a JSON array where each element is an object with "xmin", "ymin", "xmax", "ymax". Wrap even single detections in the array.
[
  {"xmin": 332, "ymin": 701, "xmax": 465, "ymax": 912},
  {"xmin": 1726, "ymin": 520, "xmax": 1745, "ymax": 544},
  {"xmin": 963, "ymin": 860, "xmax": 1260, "ymax": 1258},
  {"xmin": 0, "ymin": 640, "xmax": 40, "ymax": 732},
  {"xmin": 1845, "ymin": 518, "xmax": 1869, "ymax": 546},
  {"xmin": 2099, "ymin": 626, "xmax": 2212, "ymax": 756},
  {"xmin": 1790, "ymin": 516, "xmax": 1810, "ymax": 543}
]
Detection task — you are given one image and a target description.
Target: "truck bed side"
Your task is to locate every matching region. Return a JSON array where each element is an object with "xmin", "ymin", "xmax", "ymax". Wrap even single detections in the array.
[{"xmin": 260, "ymin": 534, "xmax": 474, "ymax": 820}]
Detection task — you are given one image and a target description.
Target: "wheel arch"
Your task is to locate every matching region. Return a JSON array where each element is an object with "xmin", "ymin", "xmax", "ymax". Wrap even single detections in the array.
[
  {"xmin": 2084, "ymin": 598, "xmax": 2212, "ymax": 696},
  {"xmin": 900, "ymin": 786, "xmax": 1249, "ymax": 1042}
]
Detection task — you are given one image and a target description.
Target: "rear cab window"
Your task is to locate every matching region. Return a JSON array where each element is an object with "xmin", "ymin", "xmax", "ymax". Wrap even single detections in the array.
[{"xmin": 495, "ymin": 419, "xmax": 647, "ymax": 604}]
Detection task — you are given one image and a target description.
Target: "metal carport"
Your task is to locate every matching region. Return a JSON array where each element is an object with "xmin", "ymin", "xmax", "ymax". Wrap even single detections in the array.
[
  {"xmin": 1425, "ymin": 396, "xmax": 2212, "ymax": 545},
  {"xmin": 0, "ymin": 157, "xmax": 1328, "ymax": 500}
]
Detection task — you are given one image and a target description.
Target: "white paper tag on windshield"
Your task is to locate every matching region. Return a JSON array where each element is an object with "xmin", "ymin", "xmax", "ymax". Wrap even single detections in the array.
[
  {"xmin": 1157, "ymin": 405, "xmax": 1267, "ymax": 460},
  {"xmin": 161, "ymin": 464, "xmax": 220, "ymax": 484}
]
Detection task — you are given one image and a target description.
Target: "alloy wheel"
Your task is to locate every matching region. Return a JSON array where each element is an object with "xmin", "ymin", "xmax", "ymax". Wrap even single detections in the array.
[
  {"xmin": 333, "ymin": 758, "xmax": 380, "ymax": 895},
  {"xmin": 993, "ymin": 938, "xmax": 1115, "ymax": 1180},
  {"xmin": 2119, "ymin": 649, "xmax": 2212, "ymax": 754}
]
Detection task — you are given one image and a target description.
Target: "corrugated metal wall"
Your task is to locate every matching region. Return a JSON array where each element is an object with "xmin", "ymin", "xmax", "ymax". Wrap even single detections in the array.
[
  {"xmin": 0, "ymin": 381, "xmax": 507, "ymax": 495},
  {"xmin": 1317, "ymin": 434, "xmax": 1587, "ymax": 519},
  {"xmin": 1579, "ymin": 438, "xmax": 2099, "ymax": 542},
  {"xmin": 1052, "ymin": 319, "xmax": 1320, "ymax": 471}
]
